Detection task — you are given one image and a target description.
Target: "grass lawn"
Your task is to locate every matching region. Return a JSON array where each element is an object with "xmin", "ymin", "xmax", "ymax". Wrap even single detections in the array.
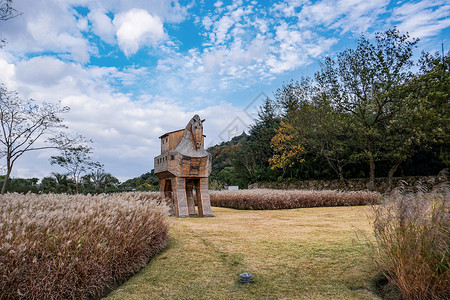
[{"xmin": 105, "ymin": 206, "xmax": 380, "ymax": 300}]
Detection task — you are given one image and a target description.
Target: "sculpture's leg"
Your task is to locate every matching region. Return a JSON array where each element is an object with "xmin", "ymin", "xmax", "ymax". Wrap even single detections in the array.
[
  {"xmin": 172, "ymin": 177, "xmax": 189, "ymax": 218},
  {"xmin": 164, "ymin": 180, "xmax": 173, "ymax": 200},
  {"xmin": 159, "ymin": 178, "xmax": 166, "ymax": 199},
  {"xmin": 195, "ymin": 178, "xmax": 213, "ymax": 217},
  {"xmin": 186, "ymin": 179, "xmax": 196, "ymax": 215},
  {"xmin": 162, "ymin": 179, "xmax": 174, "ymax": 216}
]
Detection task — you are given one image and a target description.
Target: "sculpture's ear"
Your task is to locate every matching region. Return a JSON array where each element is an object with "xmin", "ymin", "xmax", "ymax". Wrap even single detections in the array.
[{"xmin": 201, "ymin": 119, "xmax": 205, "ymax": 123}]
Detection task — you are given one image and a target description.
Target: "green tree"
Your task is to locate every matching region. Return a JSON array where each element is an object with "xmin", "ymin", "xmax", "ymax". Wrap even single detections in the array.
[
  {"xmin": 83, "ymin": 168, "xmax": 119, "ymax": 192},
  {"xmin": 50, "ymin": 136, "xmax": 102, "ymax": 193},
  {"xmin": 39, "ymin": 176, "xmax": 57, "ymax": 193},
  {"xmin": 232, "ymin": 98, "xmax": 281, "ymax": 184},
  {"xmin": 383, "ymin": 50, "xmax": 450, "ymax": 189},
  {"xmin": 0, "ymin": 176, "xmax": 38, "ymax": 193},
  {"xmin": 272, "ymin": 78, "xmax": 362, "ymax": 186},
  {"xmin": 315, "ymin": 28, "xmax": 419, "ymax": 190},
  {"xmin": 207, "ymin": 133, "xmax": 247, "ymax": 188},
  {"xmin": 40, "ymin": 172, "xmax": 75, "ymax": 194},
  {"xmin": 0, "ymin": 84, "xmax": 70, "ymax": 194},
  {"xmin": 119, "ymin": 170, "xmax": 159, "ymax": 191}
]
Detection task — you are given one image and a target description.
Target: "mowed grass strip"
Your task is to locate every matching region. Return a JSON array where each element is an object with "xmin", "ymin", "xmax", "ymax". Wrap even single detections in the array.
[{"xmin": 105, "ymin": 206, "xmax": 379, "ymax": 300}]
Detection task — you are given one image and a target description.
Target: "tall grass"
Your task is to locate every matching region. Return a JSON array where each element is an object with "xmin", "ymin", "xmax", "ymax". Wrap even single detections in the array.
[
  {"xmin": 373, "ymin": 184, "xmax": 449, "ymax": 300},
  {"xmin": 0, "ymin": 192, "xmax": 168, "ymax": 300},
  {"xmin": 210, "ymin": 189, "xmax": 380, "ymax": 209}
]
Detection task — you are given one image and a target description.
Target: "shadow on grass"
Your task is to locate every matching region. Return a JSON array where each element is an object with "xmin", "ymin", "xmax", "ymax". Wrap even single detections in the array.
[{"xmin": 372, "ymin": 273, "xmax": 403, "ymax": 300}]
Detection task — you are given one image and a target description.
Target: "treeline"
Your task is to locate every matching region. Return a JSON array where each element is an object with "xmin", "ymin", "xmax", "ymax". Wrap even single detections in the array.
[
  {"xmin": 209, "ymin": 28, "xmax": 449, "ymax": 191},
  {"xmin": 1, "ymin": 170, "xmax": 160, "ymax": 194}
]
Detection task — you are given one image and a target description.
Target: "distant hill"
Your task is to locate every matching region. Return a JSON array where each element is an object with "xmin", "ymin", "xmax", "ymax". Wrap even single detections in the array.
[
  {"xmin": 207, "ymin": 132, "xmax": 248, "ymax": 188},
  {"xmin": 119, "ymin": 170, "xmax": 160, "ymax": 191}
]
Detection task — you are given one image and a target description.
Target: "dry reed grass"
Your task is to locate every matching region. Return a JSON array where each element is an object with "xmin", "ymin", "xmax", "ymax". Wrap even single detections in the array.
[
  {"xmin": 0, "ymin": 192, "xmax": 168, "ymax": 300},
  {"xmin": 373, "ymin": 184, "xmax": 449, "ymax": 300},
  {"xmin": 210, "ymin": 189, "xmax": 380, "ymax": 209}
]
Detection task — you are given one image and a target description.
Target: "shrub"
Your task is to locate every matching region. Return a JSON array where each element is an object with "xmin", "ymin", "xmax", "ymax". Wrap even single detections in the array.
[
  {"xmin": 0, "ymin": 192, "xmax": 168, "ymax": 299},
  {"xmin": 373, "ymin": 185, "xmax": 449, "ymax": 300},
  {"xmin": 210, "ymin": 189, "xmax": 380, "ymax": 210}
]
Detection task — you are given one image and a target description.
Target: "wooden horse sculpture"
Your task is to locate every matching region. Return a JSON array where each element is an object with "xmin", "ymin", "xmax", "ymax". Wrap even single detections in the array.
[{"xmin": 154, "ymin": 115, "xmax": 213, "ymax": 217}]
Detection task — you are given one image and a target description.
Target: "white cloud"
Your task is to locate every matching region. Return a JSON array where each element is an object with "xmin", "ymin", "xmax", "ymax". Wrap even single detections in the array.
[
  {"xmin": 113, "ymin": 9, "xmax": 166, "ymax": 56},
  {"xmin": 391, "ymin": 0, "xmax": 450, "ymax": 39},
  {"xmin": 0, "ymin": 54, "xmax": 253, "ymax": 180},
  {"xmin": 277, "ymin": 0, "xmax": 389, "ymax": 34},
  {"xmin": 0, "ymin": 0, "xmax": 192, "ymax": 62},
  {"xmin": 202, "ymin": 16, "xmax": 213, "ymax": 30},
  {"xmin": 0, "ymin": 52, "xmax": 16, "ymax": 88},
  {"xmin": 2, "ymin": 0, "xmax": 94, "ymax": 63},
  {"xmin": 88, "ymin": 10, "xmax": 116, "ymax": 44}
]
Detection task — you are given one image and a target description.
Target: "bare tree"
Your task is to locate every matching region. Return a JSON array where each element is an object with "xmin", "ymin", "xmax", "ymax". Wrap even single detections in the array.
[
  {"xmin": 0, "ymin": 84, "xmax": 70, "ymax": 193},
  {"xmin": 50, "ymin": 136, "xmax": 102, "ymax": 194},
  {"xmin": 1, "ymin": 0, "xmax": 21, "ymax": 47},
  {"xmin": 0, "ymin": 0, "xmax": 19, "ymax": 20}
]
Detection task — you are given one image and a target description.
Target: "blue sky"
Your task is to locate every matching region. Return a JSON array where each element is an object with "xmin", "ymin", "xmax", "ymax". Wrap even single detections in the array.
[{"xmin": 0, "ymin": 0, "xmax": 449, "ymax": 181}]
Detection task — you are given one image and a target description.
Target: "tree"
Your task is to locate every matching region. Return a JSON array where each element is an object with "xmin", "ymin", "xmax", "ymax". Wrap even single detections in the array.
[
  {"xmin": 315, "ymin": 28, "xmax": 419, "ymax": 190},
  {"xmin": 39, "ymin": 175, "xmax": 57, "ymax": 193},
  {"xmin": 269, "ymin": 120, "xmax": 304, "ymax": 177},
  {"xmin": 0, "ymin": 85, "xmax": 70, "ymax": 194},
  {"xmin": 50, "ymin": 136, "xmax": 102, "ymax": 193},
  {"xmin": 0, "ymin": 176, "xmax": 38, "ymax": 193},
  {"xmin": 207, "ymin": 133, "xmax": 247, "ymax": 188},
  {"xmin": 383, "ymin": 50, "xmax": 450, "ymax": 190},
  {"xmin": 39, "ymin": 172, "xmax": 76, "ymax": 194},
  {"xmin": 119, "ymin": 170, "xmax": 159, "ymax": 191},
  {"xmin": 293, "ymin": 101, "xmax": 360, "ymax": 187},
  {"xmin": 1, "ymin": 0, "xmax": 21, "ymax": 47},
  {"xmin": 83, "ymin": 168, "xmax": 119, "ymax": 192},
  {"xmin": 231, "ymin": 98, "xmax": 281, "ymax": 184},
  {"xmin": 0, "ymin": 0, "xmax": 18, "ymax": 20},
  {"xmin": 272, "ymin": 78, "xmax": 361, "ymax": 186}
]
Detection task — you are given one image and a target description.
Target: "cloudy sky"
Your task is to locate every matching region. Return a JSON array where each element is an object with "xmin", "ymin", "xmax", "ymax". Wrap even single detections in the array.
[{"xmin": 0, "ymin": 0, "xmax": 449, "ymax": 181}]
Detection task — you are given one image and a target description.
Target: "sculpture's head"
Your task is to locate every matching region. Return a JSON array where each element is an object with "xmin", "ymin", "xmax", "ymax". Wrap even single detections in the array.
[{"xmin": 190, "ymin": 114, "xmax": 204, "ymax": 150}]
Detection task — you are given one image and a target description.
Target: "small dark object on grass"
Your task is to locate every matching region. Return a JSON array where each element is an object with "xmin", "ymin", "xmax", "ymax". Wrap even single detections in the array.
[{"xmin": 240, "ymin": 273, "xmax": 253, "ymax": 283}]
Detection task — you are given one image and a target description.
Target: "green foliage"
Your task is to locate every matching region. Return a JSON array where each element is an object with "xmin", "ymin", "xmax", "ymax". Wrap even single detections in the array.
[
  {"xmin": 315, "ymin": 28, "xmax": 420, "ymax": 190},
  {"xmin": 230, "ymin": 98, "xmax": 281, "ymax": 186},
  {"xmin": 380, "ymin": 50, "xmax": 450, "ymax": 189},
  {"xmin": 273, "ymin": 78, "xmax": 363, "ymax": 186},
  {"xmin": 0, "ymin": 176, "xmax": 39, "ymax": 193},
  {"xmin": 119, "ymin": 170, "xmax": 159, "ymax": 191},
  {"xmin": 207, "ymin": 132, "xmax": 248, "ymax": 188},
  {"xmin": 208, "ymin": 29, "xmax": 447, "ymax": 188},
  {"xmin": 82, "ymin": 168, "xmax": 120, "ymax": 192}
]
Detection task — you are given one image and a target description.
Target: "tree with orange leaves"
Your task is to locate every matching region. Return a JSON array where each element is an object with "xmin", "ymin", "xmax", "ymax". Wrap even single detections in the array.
[{"xmin": 269, "ymin": 120, "xmax": 304, "ymax": 177}]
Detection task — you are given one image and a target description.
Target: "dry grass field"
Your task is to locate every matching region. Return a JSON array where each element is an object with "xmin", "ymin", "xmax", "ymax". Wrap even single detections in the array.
[
  {"xmin": 0, "ymin": 192, "xmax": 168, "ymax": 299},
  {"xmin": 106, "ymin": 206, "xmax": 380, "ymax": 300},
  {"xmin": 210, "ymin": 189, "xmax": 380, "ymax": 210}
]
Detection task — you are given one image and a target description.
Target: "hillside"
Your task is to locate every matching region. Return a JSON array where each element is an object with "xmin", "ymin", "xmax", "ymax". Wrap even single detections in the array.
[{"xmin": 207, "ymin": 132, "xmax": 248, "ymax": 189}]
